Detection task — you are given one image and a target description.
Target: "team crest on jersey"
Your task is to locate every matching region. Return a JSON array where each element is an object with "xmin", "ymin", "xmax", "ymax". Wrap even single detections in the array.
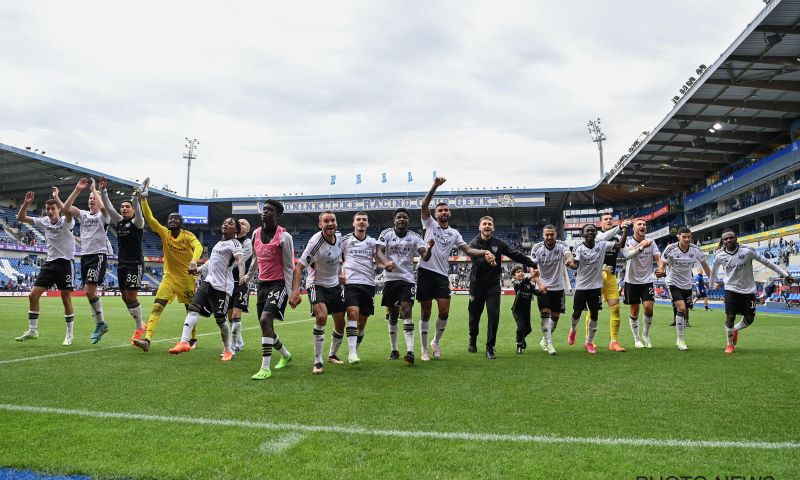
[{"xmin": 491, "ymin": 246, "xmax": 498, "ymax": 253}]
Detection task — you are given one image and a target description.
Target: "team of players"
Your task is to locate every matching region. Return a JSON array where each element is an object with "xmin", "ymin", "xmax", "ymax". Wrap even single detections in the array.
[{"xmin": 13, "ymin": 177, "xmax": 797, "ymax": 378}]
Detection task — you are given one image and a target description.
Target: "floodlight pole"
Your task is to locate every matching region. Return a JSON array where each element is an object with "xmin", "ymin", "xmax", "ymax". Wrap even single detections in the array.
[
  {"xmin": 587, "ymin": 118, "xmax": 606, "ymax": 179},
  {"xmin": 183, "ymin": 137, "xmax": 199, "ymax": 197}
]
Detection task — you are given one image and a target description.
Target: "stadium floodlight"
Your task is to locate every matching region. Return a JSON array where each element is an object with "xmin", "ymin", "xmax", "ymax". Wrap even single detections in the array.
[
  {"xmin": 587, "ymin": 118, "xmax": 607, "ymax": 179},
  {"xmin": 708, "ymin": 128, "xmax": 716, "ymax": 133},
  {"xmin": 183, "ymin": 137, "xmax": 199, "ymax": 197},
  {"xmin": 713, "ymin": 122, "xmax": 722, "ymax": 130}
]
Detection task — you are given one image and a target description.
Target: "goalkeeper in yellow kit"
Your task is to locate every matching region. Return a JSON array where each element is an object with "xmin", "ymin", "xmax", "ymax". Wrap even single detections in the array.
[{"xmin": 132, "ymin": 181, "xmax": 203, "ymax": 352}]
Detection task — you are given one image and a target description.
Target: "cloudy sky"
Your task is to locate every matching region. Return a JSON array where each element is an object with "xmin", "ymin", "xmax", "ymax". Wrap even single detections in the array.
[{"xmin": 1, "ymin": 0, "xmax": 765, "ymax": 198}]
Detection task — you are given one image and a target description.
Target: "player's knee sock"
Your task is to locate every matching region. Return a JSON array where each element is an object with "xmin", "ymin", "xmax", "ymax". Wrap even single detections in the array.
[
  {"xmin": 357, "ymin": 329, "xmax": 364, "ymax": 350},
  {"xmin": 329, "ymin": 329, "xmax": 343, "ymax": 357},
  {"xmin": 733, "ymin": 317, "xmax": 754, "ymax": 331},
  {"xmin": 274, "ymin": 335, "xmax": 290, "ymax": 356},
  {"xmin": 191, "ymin": 325, "xmax": 197, "ymax": 341},
  {"xmin": 609, "ymin": 304, "xmax": 620, "ymax": 341},
  {"xmin": 261, "ymin": 336, "xmax": 274, "ymax": 370},
  {"xmin": 230, "ymin": 317, "xmax": 242, "ymax": 346},
  {"xmin": 643, "ymin": 315, "xmax": 653, "ymax": 338},
  {"xmin": 388, "ymin": 318, "xmax": 398, "ymax": 351},
  {"xmin": 313, "ymin": 326, "xmax": 325, "ymax": 364},
  {"xmin": 145, "ymin": 303, "xmax": 164, "ymax": 340},
  {"xmin": 570, "ymin": 313, "xmax": 581, "ymax": 331},
  {"xmin": 216, "ymin": 317, "xmax": 232, "ymax": 352},
  {"xmin": 402, "ymin": 318, "xmax": 414, "ymax": 352},
  {"xmin": 549, "ymin": 317, "xmax": 559, "ymax": 336},
  {"xmin": 433, "ymin": 316, "xmax": 447, "ymax": 344},
  {"xmin": 28, "ymin": 311, "xmax": 40, "ymax": 332},
  {"xmin": 675, "ymin": 314, "xmax": 686, "ymax": 342},
  {"xmin": 65, "ymin": 314, "xmax": 74, "ymax": 335},
  {"xmin": 586, "ymin": 319, "xmax": 598, "ymax": 344},
  {"xmin": 346, "ymin": 320, "xmax": 358, "ymax": 353},
  {"xmin": 127, "ymin": 301, "xmax": 143, "ymax": 330},
  {"xmin": 629, "ymin": 316, "xmax": 641, "ymax": 342},
  {"xmin": 89, "ymin": 296, "xmax": 105, "ymax": 324},
  {"xmin": 181, "ymin": 311, "xmax": 200, "ymax": 343},
  {"xmin": 725, "ymin": 316, "xmax": 735, "ymax": 345},
  {"xmin": 419, "ymin": 316, "xmax": 430, "ymax": 352},
  {"xmin": 541, "ymin": 313, "xmax": 551, "ymax": 344}
]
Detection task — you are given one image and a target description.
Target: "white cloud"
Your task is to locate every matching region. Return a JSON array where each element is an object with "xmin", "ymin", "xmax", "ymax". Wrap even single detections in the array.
[{"xmin": 0, "ymin": 0, "xmax": 765, "ymax": 198}]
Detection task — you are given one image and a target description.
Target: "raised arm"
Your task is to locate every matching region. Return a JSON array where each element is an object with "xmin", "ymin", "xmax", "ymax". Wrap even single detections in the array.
[
  {"xmin": 16, "ymin": 191, "xmax": 36, "ymax": 225},
  {"xmin": 89, "ymin": 178, "xmax": 108, "ymax": 221},
  {"xmin": 63, "ymin": 178, "xmax": 86, "ymax": 219},
  {"xmin": 752, "ymin": 250, "xmax": 793, "ymax": 282},
  {"xmin": 131, "ymin": 192, "xmax": 145, "ymax": 229},
  {"xmin": 421, "ymin": 177, "xmax": 446, "ymax": 221},
  {"xmin": 98, "ymin": 178, "xmax": 123, "ymax": 224},
  {"xmin": 140, "ymin": 197, "xmax": 163, "ymax": 232}
]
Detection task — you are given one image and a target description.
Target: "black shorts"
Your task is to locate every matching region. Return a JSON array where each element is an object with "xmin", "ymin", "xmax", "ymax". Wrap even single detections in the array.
[
  {"xmin": 256, "ymin": 280, "xmax": 287, "ymax": 320},
  {"xmin": 669, "ymin": 286, "xmax": 694, "ymax": 308},
  {"xmin": 118, "ymin": 263, "xmax": 143, "ymax": 291},
  {"xmin": 724, "ymin": 291, "xmax": 756, "ymax": 317},
  {"xmin": 80, "ymin": 253, "xmax": 107, "ymax": 286},
  {"xmin": 416, "ymin": 268, "xmax": 450, "ymax": 301},
  {"xmin": 309, "ymin": 284, "xmax": 346, "ymax": 314},
  {"xmin": 624, "ymin": 282, "xmax": 655, "ymax": 305},
  {"xmin": 191, "ymin": 281, "xmax": 230, "ymax": 318},
  {"xmin": 381, "ymin": 280, "xmax": 415, "ymax": 307},
  {"xmin": 33, "ymin": 258, "xmax": 74, "ymax": 291},
  {"xmin": 231, "ymin": 282, "xmax": 250, "ymax": 312},
  {"xmin": 696, "ymin": 290, "xmax": 707, "ymax": 298},
  {"xmin": 537, "ymin": 290, "xmax": 566, "ymax": 313},
  {"xmin": 344, "ymin": 284, "xmax": 376, "ymax": 316},
  {"xmin": 573, "ymin": 288, "xmax": 603, "ymax": 312}
]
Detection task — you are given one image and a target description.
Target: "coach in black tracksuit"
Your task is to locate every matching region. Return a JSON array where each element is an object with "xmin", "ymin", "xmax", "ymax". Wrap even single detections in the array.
[{"xmin": 468, "ymin": 216, "xmax": 537, "ymax": 359}]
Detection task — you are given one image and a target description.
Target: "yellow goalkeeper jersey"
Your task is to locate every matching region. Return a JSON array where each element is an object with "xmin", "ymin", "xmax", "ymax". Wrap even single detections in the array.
[{"xmin": 141, "ymin": 198, "xmax": 203, "ymax": 278}]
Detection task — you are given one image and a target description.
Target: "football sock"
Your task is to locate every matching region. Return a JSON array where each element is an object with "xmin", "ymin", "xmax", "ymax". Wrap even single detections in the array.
[
  {"xmin": 89, "ymin": 296, "xmax": 105, "ymax": 324},
  {"xmin": 274, "ymin": 335, "xmax": 290, "ymax": 356},
  {"xmin": 28, "ymin": 311, "xmax": 40, "ymax": 331},
  {"xmin": 216, "ymin": 317, "xmax": 231, "ymax": 352},
  {"xmin": 586, "ymin": 319, "xmax": 598, "ymax": 344},
  {"xmin": 346, "ymin": 320, "xmax": 358, "ymax": 353},
  {"xmin": 675, "ymin": 314, "xmax": 686, "ymax": 342},
  {"xmin": 419, "ymin": 316, "xmax": 430, "ymax": 352},
  {"xmin": 609, "ymin": 304, "xmax": 621, "ymax": 341},
  {"xmin": 313, "ymin": 326, "xmax": 325, "ymax": 364},
  {"xmin": 180, "ymin": 311, "xmax": 200, "ymax": 343},
  {"xmin": 433, "ymin": 317, "xmax": 447, "ymax": 344},
  {"xmin": 629, "ymin": 316, "xmax": 641, "ymax": 342},
  {"xmin": 330, "ymin": 329, "xmax": 344, "ymax": 357},
  {"xmin": 388, "ymin": 318, "xmax": 399, "ymax": 350},
  {"xmin": 261, "ymin": 336, "xmax": 274, "ymax": 370},
  {"xmin": 643, "ymin": 314, "xmax": 653, "ymax": 338},
  {"xmin": 65, "ymin": 314, "xmax": 74, "ymax": 335},
  {"xmin": 127, "ymin": 301, "xmax": 143, "ymax": 330},
  {"xmin": 402, "ymin": 318, "xmax": 414, "ymax": 352},
  {"xmin": 145, "ymin": 303, "xmax": 164, "ymax": 341}
]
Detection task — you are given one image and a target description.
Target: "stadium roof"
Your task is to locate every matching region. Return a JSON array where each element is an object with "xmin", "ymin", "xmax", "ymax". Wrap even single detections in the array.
[{"xmin": 600, "ymin": 0, "xmax": 800, "ymax": 202}]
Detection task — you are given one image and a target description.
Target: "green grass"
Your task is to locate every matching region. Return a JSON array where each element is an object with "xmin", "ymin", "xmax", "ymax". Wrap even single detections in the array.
[{"xmin": 1, "ymin": 295, "xmax": 799, "ymax": 479}]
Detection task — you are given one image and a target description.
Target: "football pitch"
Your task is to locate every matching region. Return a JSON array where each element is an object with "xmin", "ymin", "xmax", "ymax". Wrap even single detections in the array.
[{"xmin": 1, "ymin": 295, "xmax": 798, "ymax": 479}]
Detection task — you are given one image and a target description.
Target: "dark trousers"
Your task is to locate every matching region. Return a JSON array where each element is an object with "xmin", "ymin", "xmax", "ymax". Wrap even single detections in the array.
[
  {"xmin": 468, "ymin": 289, "xmax": 501, "ymax": 349},
  {"xmin": 512, "ymin": 310, "xmax": 532, "ymax": 345}
]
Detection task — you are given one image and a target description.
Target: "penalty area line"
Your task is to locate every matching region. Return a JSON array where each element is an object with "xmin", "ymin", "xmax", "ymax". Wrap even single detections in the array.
[
  {"xmin": 0, "ymin": 403, "xmax": 797, "ymax": 450},
  {"xmin": 0, "ymin": 318, "xmax": 313, "ymax": 366}
]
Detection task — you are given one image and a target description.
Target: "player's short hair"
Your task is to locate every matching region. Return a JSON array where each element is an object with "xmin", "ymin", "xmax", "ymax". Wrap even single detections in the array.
[
  {"xmin": 263, "ymin": 199, "xmax": 284, "ymax": 216},
  {"xmin": 543, "ymin": 224, "xmax": 556, "ymax": 231},
  {"xmin": 238, "ymin": 218, "xmax": 250, "ymax": 230},
  {"xmin": 224, "ymin": 217, "xmax": 242, "ymax": 234},
  {"xmin": 435, "ymin": 202, "xmax": 449, "ymax": 209},
  {"xmin": 120, "ymin": 200, "xmax": 133, "ymax": 208},
  {"xmin": 582, "ymin": 223, "xmax": 597, "ymax": 233},
  {"xmin": 393, "ymin": 208, "xmax": 409, "ymax": 218},
  {"xmin": 167, "ymin": 212, "xmax": 183, "ymax": 223},
  {"xmin": 319, "ymin": 210, "xmax": 336, "ymax": 221},
  {"xmin": 511, "ymin": 265, "xmax": 523, "ymax": 275},
  {"xmin": 721, "ymin": 228, "xmax": 736, "ymax": 236},
  {"xmin": 600, "ymin": 212, "xmax": 613, "ymax": 220},
  {"xmin": 479, "ymin": 216, "xmax": 494, "ymax": 224},
  {"xmin": 677, "ymin": 227, "xmax": 691, "ymax": 235},
  {"xmin": 633, "ymin": 218, "xmax": 646, "ymax": 224},
  {"xmin": 353, "ymin": 211, "xmax": 368, "ymax": 220},
  {"xmin": 44, "ymin": 199, "xmax": 59, "ymax": 208}
]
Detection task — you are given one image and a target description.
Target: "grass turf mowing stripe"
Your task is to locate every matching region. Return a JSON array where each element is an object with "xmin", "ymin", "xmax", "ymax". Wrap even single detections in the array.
[
  {"xmin": 0, "ymin": 318, "xmax": 313, "ymax": 366},
  {"xmin": 1, "ymin": 403, "xmax": 797, "ymax": 450}
]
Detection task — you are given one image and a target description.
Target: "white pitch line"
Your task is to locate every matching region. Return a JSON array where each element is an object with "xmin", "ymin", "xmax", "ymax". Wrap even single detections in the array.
[
  {"xmin": 0, "ymin": 403, "xmax": 797, "ymax": 450},
  {"xmin": 0, "ymin": 318, "xmax": 312, "ymax": 366}
]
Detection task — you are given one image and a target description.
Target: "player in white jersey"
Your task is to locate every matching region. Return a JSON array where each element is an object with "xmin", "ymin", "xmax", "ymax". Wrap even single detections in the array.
[
  {"xmin": 339, "ymin": 211, "xmax": 394, "ymax": 364},
  {"xmin": 15, "ymin": 189, "xmax": 77, "ymax": 345},
  {"xmin": 529, "ymin": 224, "xmax": 573, "ymax": 355},
  {"xmin": 228, "ymin": 219, "xmax": 253, "ymax": 351},
  {"xmin": 169, "ymin": 218, "xmax": 245, "ymax": 361},
  {"xmin": 63, "ymin": 178, "xmax": 112, "ymax": 344},
  {"xmin": 710, "ymin": 229, "xmax": 794, "ymax": 354},
  {"xmin": 656, "ymin": 227, "xmax": 711, "ymax": 351},
  {"xmin": 377, "ymin": 208, "xmax": 433, "ymax": 364},
  {"xmin": 566, "ymin": 223, "xmax": 627, "ymax": 354},
  {"xmin": 289, "ymin": 211, "xmax": 347, "ymax": 374},
  {"xmin": 416, "ymin": 177, "xmax": 495, "ymax": 361},
  {"xmin": 621, "ymin": 219, "xmax": 661, "ymax": 349}
]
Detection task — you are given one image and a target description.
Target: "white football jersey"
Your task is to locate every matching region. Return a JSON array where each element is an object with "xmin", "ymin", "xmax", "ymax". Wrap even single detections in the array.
[
  {"xmin": 623, "ymin": 237, "xmax": 660, "ymax": 285},
  {"xmin": 418, "ymin": 215, "xmax": 466, "ymax": 277},
  {"xmin": 341, "ymin": 233, "xmax": 378, "ymax": 286},
  {"xmin": 661, "ymin": 243, "xmax": 706, "ymax": 290},
  {"xmin": 34, "ymin": 216, "xmax": 76, "ymax": 262},
  {"xmin": 298, "ymin": 231, "xmax": 342, "ymax": 288},
  {"xmin": 573, "ymin": 240, "xmax": 616, "ymax": 290},
  {"xmin": 710, "ymin": 245, "xmax": 788, "ymax": 294},
  {"xmin": 530, "ymin": 241, "xmax": 570, "ymax": 290},
  {"xmin": 78, "ymin": 210, "xmax": 110, "ymax": 255},
  {"xmin": 378, "ymin": 228, "xmax": 426, "ymax": 284},
  {"xmin": 204, "ymin": 238, "xmax": 243, "ymax": 295}
]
